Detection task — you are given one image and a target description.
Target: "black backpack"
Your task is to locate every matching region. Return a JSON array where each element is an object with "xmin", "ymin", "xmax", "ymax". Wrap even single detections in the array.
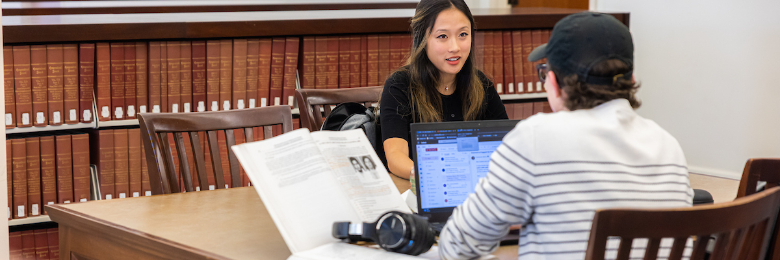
[{"xmin": 320, "ymin": 102, "xmax": 387, "ymax": 168}]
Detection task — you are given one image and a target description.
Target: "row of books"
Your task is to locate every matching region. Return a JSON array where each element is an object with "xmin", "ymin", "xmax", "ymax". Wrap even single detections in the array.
[
  {"xmin": 505, "ymin": 101, "xmax": 553, "ymax": 120},
  {"xmin": 9, "ymin": 229, "xmax": 59, "ymax": 260},
  {"xmin": 474, "ymin": 29, "xmax": 551, "ymax": 95},
  {"xmin": 7, "ymin": 134, "xmax": 91, "ymax": 219}
]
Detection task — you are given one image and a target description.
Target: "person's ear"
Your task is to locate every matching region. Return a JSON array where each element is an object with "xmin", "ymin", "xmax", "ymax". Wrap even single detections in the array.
[
  {"xmin": 631, "ymin": 75, "xmax": 636, "ymax": 84},
  {"xmin": 546, "ymin": 70, "xmax": 561, "ymax": 98}
]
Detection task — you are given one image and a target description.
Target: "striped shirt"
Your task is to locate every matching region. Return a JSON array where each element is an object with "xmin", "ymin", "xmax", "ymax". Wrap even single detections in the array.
[{"xmin": 439, "ymin": 99, "xmax": 693, "ymax": 260}]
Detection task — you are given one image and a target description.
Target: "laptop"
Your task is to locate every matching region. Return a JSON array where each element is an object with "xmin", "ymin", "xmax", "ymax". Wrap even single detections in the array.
[{"xmin": 410, "ymin": 119, "xmax": 520, "ymax": 233}]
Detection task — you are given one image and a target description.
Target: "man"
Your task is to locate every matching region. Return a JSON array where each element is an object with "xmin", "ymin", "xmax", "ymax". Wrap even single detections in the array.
[{"xmin": 439, "ymin": 12, "xmax": 693, "ymax": 259}]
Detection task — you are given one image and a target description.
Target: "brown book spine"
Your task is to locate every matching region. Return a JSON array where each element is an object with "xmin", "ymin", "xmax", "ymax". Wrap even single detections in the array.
[
  {"xmin": 180, "ymin": 41, "xmax": 193, "ymax": 113},
  {"xmin": 21, "ymin": 231, "xmax": 35, "ymax": 259},
  {"xmin": 55, "ymin": 135, "xmax": 74, "ymax": 204},
  {"xmin": 160, "ymin": 42, "xmax": 168, "ymax": 113},
  {"xmin": 232, "ymin": 39, "xmax": 248, "ymax": 109},
  {"xmin": 492, "ymin": 32, "xmax": 504, "ymax": 94},
  {"xmin": 360, "ymin": 36, "xmax": 368, "ymax": 87},
  {"xmin": 338, "ymin": 36, "xmax": 351, "ymax": 89},
  {"xmin": 523, "ymin": 102, "xmax": 533, "ymax": 119},
  {"xmin": 114, "ymin": 129, "xmax": 129, "ymax": 198},
  {"xmin": 378, "ymin": 35, "xmax": 391, "ymax": 84},
  {"xmin": 367, "ymin": 35, "xmax": 379, "ymax": 86},
  {"xmin": 13, "ymin": 46, "xmax": 33, "ymax": 127},
  {"xmin": 123, "ymin": 43, "xmax": 137, "ymax": 119},
  {"xmin": 110, "ymin": 43, "xmax": 125, "ymax": 120},
  {"xmin": 505, "ymin": 103, "xmax": 514, "ymax": 120},
  {"xmin": 26, "ymin": 137, "xmax": 42, "ymax": 217},
  {"xmin": 148, "ymin": 42, "xmax": 162, "ymax": 113},
  {"xmin": 326, "ymin": 37, "xmax": 338, "ymax": 89},
  {"xmin": 191, "ymin": 41, "xmax": 207, "ymax": 112},
  {"xmin": 401, "ymin": 35, "xmax": 412, "ymax": 68},
  {"xmin": 96, "ymin": 43, "xmax": 112, "ymax": 121},
  {"xmin": 282, "ymin": 37, "xmax": 300, "ymax": 106},
  {"xmin": 219, "ymin": 39, "xmax": 233, "ymax": 110},
  {"xmin": 533, "ymin": 101, "xmax": 544, "ymax": 114},
  {"xmin": 245, "ymin": 39, "xmax": 260, "ymax": 108},
  {"xmin": 300, "ymin": 37, "xmax": 316, "ymax": 89},
  {"xmin": 541, "ymin": 29, "xmax": 551, "ymax": 93},
  {"xmin": 128, "ymin": 128, "xmax": 142, "ymax": 197},
  {"xmin": 78, "ymin": 43, "xmax": 95, "ymax": 123},
  {"xmin": 521, "ymin": 30, "xmax": 534, "ymax": 93},
  {"xmin": 140, "ymin": 131, "xmax": 151, "ymax": 196},
  {"xmin": 63, "ymin": 44, "xmax": 80, "ymax": 124},
  {"xmin": 314, "ymin": 36, "xmax": 328, "ymax": 90},
  {"xmin": 39, "ymin": 136, "xmax": 57, "ymax": 214},
  {"xmin": 6, "ymin": 143, "xmax": 11, "ymax": 220},
  {"xmin": 217, "ymin": 131, "xmax": 231, "ymax": 188},
  {"xmin": 257, "ymin": 39, "xmax": 272, "ymax": 107},
  {"xmin": 31, "ymin": 45, "xmax": 49, "ymax": 127},
  {"xmin": 10, "ymin": 232, "xmax": 22, "ymax": 259},
  {"xmin": 503, "ymin": 31, "xmax": 515, "ymax": 95},
  {"xmin": 511, "ymin": 31, "xmax": 524, "ymax": 94},
  {"xmin": 389, "ymin": 35, "xmax": 402, "ymax": 72},
  {"xmin": 47, "ymin": 229, "xmax": 59, "ymax": 260},
  {"xmin": 205, "ymin": 40, "xmax": 221, "ymax": 112},
  {"xmin": 12, "ymin": 139, "xmax": 27, "ymax": 219},
  {"xmin": 167, "ymin": 41, "xmax": 182, "ymax": 113},
  {"xmin": 91, "ymin": 130, "xmax": 115, "ymax": 200},
  {"xmin": 349, "ymin": 36, "xmax": 361, "ymax": 88},
  {"xmin": 474, "ymin": 31, "xmax": 485, "ymax": 72},
  {"xmin": 531, "ymin": 30, "xmax": 543, "ymax": 92},
  {"xmin": 4, "ymin": 46, "xmax": 15, "ymax": 128},
  {"xmin": 135, "ymin": 43, "xmax": 148, "ymax": 115},
  {"xmin": 71, "ymin": 134, "xmax": 90, "ymax": 202},
  {"xmin": 483, "ymin": 31, "xmax": 494, "ymax": 80},
  {"xmin": 33, "ymin": 229, "xmax": 49, "ymax": 260},
  {"xmin": 269, "ymin": 37, "xmax": 285, "ymax": 106}
]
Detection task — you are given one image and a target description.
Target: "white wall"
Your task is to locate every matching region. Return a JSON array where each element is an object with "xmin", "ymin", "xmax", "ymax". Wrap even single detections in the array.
[
  {"xmin": 464, "ymin": 0, "xmax": 510, "ymax": 9},
  {"xmin": 593, "ymin": 1, "xmax": 780, "ymax": 179}
]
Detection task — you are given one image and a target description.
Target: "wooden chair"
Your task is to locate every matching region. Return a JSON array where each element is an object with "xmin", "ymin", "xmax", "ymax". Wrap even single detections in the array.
[
  {"xmin": 585, "ymin": 187, "xmax": 780, "ymax": 260},
  {"xmin": 736, "ymin": 158, "xmax": 780, "ymax": 260},
  {"xmin": 139, "ymin": 106, "xmax": 293, "ymax": 195},
  {"xmin": 295, "ymin": 86, "xmax": 382, "ymax": 131}
]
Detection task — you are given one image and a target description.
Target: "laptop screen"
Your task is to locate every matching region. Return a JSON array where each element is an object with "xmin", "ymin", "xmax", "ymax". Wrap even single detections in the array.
[{"xmin": 411, "ymin": 120, "xmax": 519, "ymax": 222}]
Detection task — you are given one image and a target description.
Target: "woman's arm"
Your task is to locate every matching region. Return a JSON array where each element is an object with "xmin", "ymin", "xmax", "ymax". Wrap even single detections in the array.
[{"xmin": 384, "ymin": 138, "xmax": 414, "ymax": 179}]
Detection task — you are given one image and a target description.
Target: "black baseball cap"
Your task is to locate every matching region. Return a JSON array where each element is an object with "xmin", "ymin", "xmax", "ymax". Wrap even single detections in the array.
[{"xmin": 529, "ymin": 12, "xmax": 633, "ymax": 85}]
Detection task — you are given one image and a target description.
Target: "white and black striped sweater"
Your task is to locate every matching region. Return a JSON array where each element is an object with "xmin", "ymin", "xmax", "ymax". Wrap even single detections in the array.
[{"xmin": 439, "ymin": 99, "xmax": 694, "ymax": 260}]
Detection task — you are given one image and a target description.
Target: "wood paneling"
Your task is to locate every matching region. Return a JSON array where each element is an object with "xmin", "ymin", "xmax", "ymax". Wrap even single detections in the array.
[{"xmin": 514, "ymin": 0, "xmax": 588, "ymax": 10}]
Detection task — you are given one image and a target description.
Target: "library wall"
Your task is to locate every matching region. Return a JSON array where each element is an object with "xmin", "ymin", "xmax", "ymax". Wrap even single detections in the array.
[{"xmin": 595, "ymin": 0, "xmax": 780, "ymax": 179}]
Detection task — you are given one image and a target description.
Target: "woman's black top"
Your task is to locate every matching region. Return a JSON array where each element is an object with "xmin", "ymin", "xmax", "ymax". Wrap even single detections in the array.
[{"xmin": 380, "ymin": 70, "xmax": 509, "ymax": 147}]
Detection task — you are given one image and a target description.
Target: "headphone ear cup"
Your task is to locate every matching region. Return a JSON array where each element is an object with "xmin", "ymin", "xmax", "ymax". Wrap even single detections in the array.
[{"xmin": 403, "ymin": 214, "xmax": 436, "ymax": 256}]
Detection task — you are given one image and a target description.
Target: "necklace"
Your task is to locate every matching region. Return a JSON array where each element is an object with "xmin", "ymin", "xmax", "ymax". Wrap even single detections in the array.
[{"xmin": 445, "ymin": 84, "xmax": 449, "ymax": 91}]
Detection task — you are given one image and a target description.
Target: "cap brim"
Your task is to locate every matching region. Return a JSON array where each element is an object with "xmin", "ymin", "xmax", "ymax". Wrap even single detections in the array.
[{"xmin": 528, "ymin": 43, "xmax": 547, "ymax": 62}]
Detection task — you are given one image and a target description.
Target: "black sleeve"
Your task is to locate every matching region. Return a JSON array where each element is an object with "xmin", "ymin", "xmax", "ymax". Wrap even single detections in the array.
[
  {"xmin": 380, "ymin": 71, "xmax": 413, "ymax": 143},
  {"xmin": 478, "ymin": 71, "xmax": 509, "ymax": 120}
]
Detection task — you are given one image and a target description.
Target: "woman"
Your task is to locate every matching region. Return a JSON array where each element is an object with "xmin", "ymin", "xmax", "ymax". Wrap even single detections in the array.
[{"xmin": 380, "ymin": 0, "xmax": 508, "ymax": 179}]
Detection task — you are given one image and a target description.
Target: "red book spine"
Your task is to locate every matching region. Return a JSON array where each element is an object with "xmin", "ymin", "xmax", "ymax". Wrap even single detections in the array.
[
  {"xmin": 160, "ymin": 42, "xmax": 168, "ymax": 113},
  {"xmin": 257, "ymin": 39, "xmax": 272, "ymax": 107},
  {"xmin": 21, "ymin": 231, "xmax": 35, "ymax": 259},
  {"xmin": 128, "ymin": 128, "xmax": 142, "ymax": 197},
  {"xmin": 314, "ymin": 36, "xmax": 328, "ymax": 90},
  {"xmin": 12, "ymin": 139, "xmax": 27, "ymax": 219},
  {"xmin": 245, "ymin": 39, "xmax": 260, "ymax": 108},
  {"xmin": 6, "ymin": 143, "xmax": 11, "ymax": 220},
  {"xmin": 219, "ymin": 39, "xmax": 233, "ymax": 110},
  {"xmin": 63, "ymin": 44, "xmax": 80, "ymax": 124},
  {"xmin": 78, "ymin": 43, "xmax": 95, "ymax": 123},
  {"xmin": 541, "ymin": 30, "xmax": 551, "ymax": 93},
  {"xmin": 300, "ymin": 37, "xmax": 316, "ymax": 89},
  {"xmin": 25, "ymin": 137, "xmax": 42, "ymax": 217},
  {"xmin": 474, "ymin": 31, "xmax": 485, "ymax": 72},
  {"xmin": 47, "ymin": 229, "xmax": 59, "ymax": 260},
  {"xmin": 326, "ymin": 37, "xmax": 338, "ymax": 89},
  {"xmin": 367, "ymin": 35, "xmax": 379, "ymax": 86},
  {"xmin": 140, "ymin": 131, "xmax": 151, "ymax": 196},
  {"xmin": 4, "ymin": 46, "xmax": 15, "ymax": 128},
  {"xmin": 110, "ymin": 43, "xmax": 126, "ymax": 120},
  {"xmin": 377, "ymin": 35, "xmax": 391, "ymax": 84},
  {"xmin": 205, "ymin": 40, "xmax": 221, "ymax": 112},
  {"xmin": 511, "ymin": 31, "xmax": 525, "ymax": 94},
  {"xmin": 269, "ymin": 37, "xmax": 286, "ymax": 106},
  {"xmin": 401, "ymin": 34, "xmax": 412, "ymax": 68},
  {"xmin": 122, "ymin": 43, "xmax": 136, "ymax": 119},
  {"xmin": 39, "ymin": 136, "xmax": 57, "ymax": 214},
  {"xmin": 483, "ymin": 31, "xmax": 494, "ymax": 80},
  {"xmin": 349, "ymin": 36, "xmax": 361, "ymax": 88},
  {"xmin": 31, "ymin": 45, "xmax": 48, "ymax": 127},
  {"xmin": 147, "ymin": 42, "xmax": 162, "ymax": 113},
  {"xmin": 33, "ymin": 229, "xmax": 49, "ymax": 260},
  {"xmin": 503, "ymin": 31, "xmax": 515, "ymax": 95},
  {"xmin": 13, "ymin": 46, "xmax": 33, "ymax": 127},
  {"xmin": 167, "ymin": 41, "xmax": 182, "ymax": 113},
  {"xmin": 135, "ymin": 43, "xmax": 148, "ymax": 115},
  {"xmin": 96, "ymin": 43, "xmax": 112, "ymax": 121},
  {"xmin": 492, "ymin": 32, "xmax": 504, "ymax": 94},
  {"xmin": 389, "ymin": 35, "xmax": 402, "ymax": 72},
  {"xmin": 232, "ymin": 39, "xmax": 248, "ymax": 109},
  {"xmin": 114, "ymin": 129, "xmax": 129, "ymax": 199},
  {"xmin": 180, "ymin": 41, "xmax": 193, "ymax": 113},
  {"xmin": 531, "ymin": 30, "xmax": 543, "ymax": 93},
  {"xmin": 217, "ymin": 131, "xmax": 231, "ymax": 188},
  {"xmin": 10, "ymin": 231, "xmax": 22, "ymax": 259},
  {"xmin": 92, "ymin": 130, "xmax": 115, "ymax": 200},
  {"xmin": 191, "ymin": 41, "xmax": 207, "ymax": 112},
  {"xmin": 360, "ymin": 36, "xmax": 368, "ymax": 87},
  {"xmin": 338, "ymin": 36, "xmax": 351, "ymax": 89},
  {"xmin": 55, "ymin": 134, "xmax": 74, "ymax": 204},
  {"xmin": 505, "ymin": 103, "xmax": 514, "ymax": 120},
  {"xmin": 282, "ymin": 37, "xmax": 300, "ymax": 106},
  {"xmin": 521, "ymin": 30, "xmax": 534, "ymax": 93},
  {"xmin": 72, "ymin": 134, "xmax": 90, "ymax": 202}
]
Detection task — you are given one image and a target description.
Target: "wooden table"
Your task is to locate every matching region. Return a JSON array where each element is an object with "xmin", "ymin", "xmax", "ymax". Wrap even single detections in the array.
[{"xmin": 47, "ymin": 175, "xmax": 519, "ymax": 260}]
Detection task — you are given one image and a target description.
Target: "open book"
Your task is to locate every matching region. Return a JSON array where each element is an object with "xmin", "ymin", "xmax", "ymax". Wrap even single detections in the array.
[{"xmin": 232, "ymin": 129, "xmax": 439, "ymax": 260}]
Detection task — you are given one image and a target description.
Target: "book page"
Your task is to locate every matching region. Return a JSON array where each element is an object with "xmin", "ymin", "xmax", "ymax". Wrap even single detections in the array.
[
  {"xmin": 232, "ymin": 129, "xmax": 361, "ymax": 254},
  {"xmin": 311, "ymin": 129, "xmax": 410, "ymax": 222}
]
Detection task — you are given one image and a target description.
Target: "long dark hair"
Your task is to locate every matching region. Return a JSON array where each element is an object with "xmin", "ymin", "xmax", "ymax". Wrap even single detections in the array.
[{"xmin": 399, "ymin": 0, "xmax": 485, "ymax": 122}]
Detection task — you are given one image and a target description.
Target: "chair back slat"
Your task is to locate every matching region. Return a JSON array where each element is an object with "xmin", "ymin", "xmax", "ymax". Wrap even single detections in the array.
[
  {"xmin": 244, "ymin": 127, "xmax": 254, "ymax": 142},
  {"xmin": 728, "ymin": 228, "xmax": 749, "ymax": 260},
  {"xmin": 690, "ymin": 235, "xmax": 710, "ymax": 260},
  {"xmin": 263, "ymin": 125, "xmax": 274, "ymax": 139},
  {"xmin": 206, "ymin": 130, "xmax": 226, "ymax": 190},
  {"xmin": 710, "ymin": 231, "xmax": 730, "ymax": 258},
  {"xmin": 668, "ymin": 237, "xmax": 687, "ymax": 260},
  {"xmin": 616, "ymin": 238, "xmax": 632, "ymax": 260},
  {"xmin": 225, "ymin": 129, "xmax": 242, "ymax": 188},
  {"xmin": 158, "ymin": 132, "xmax": 180, "ymax": 194},
  {"xmin": 189, "ymin": 132, "xmax": 210, "ymax": 191},
  {"xmin": 173, "ymin": 132, "xmax": 195, "ymax": 192},
  {"xmin": 643, "ymin": 238, "xmax": 661, "ymax": 260},
  {"xmin": 295, "ymin": 86, "xmax": 382, "ymax": 131},
  {"xmin": 734, "ymin": 158, "xmax": 780, "ymax": 260}
]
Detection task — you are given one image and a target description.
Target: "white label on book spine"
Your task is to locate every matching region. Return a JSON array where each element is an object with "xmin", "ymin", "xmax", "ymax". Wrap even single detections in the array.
[
  {"xmin": 36, "ymin": 112, "xmax": 45, "ymax": 124},
  {"xmin": 140, "ymin": 105, "xmax": 147, "ymax": 114},
  {"xmin": 127, "ymin": 105, "xmax": 136, "ymax": 117},
  {"xmin": 261, "ymin": 98, "xmax": 267, "ymax": 107},
  {"xmin": 536, "ymin": 81, "xmax": 542, "ymax": 92},
  {"xmin": 153, "ymin": 105, "xmax": 161, "ymax": 113},
  {"xmin": 528, "ymin": 82, "xmax": 534, "ymax": 92},
  {"xmin": 249, "ymin": 99, "xmax": 256, "ymax": 108},
  {"xmin": 517, "ymin": 82, "xmax": 524, "ymax": 93},
  {"xmin": 119, "ymin": 193, "xmax": 126, "ymax": 198},
  {"xmin": 80, "ymin": 198, "xmax": 87, "ymax": 202},
  {"xmin": 198, "ymin": 101, "xmax": 205, "ymax": 112},
  {"xmin": 106, "ymin": 194, "xmax": 112, "ymax": 200},
  {"xmin": 508, "ymin": 83, "xmax": 514, "ymax": 93},
  {"xmin": 83, "ymin": 110, "xmax": 92, "ymax": 121},
  {"xmin": 288, "ymin": 96, "xmax": 294, "ymax": 106},
  {"xmin": 70, "ymin": 109, "xmax": 77, "ymax": 121},
  {"xmin": 211, "ymin": 101, "xmax": 218, "ymax": 111},
  {"xmin": 145, "ymin": 191, "xmax": 151, "ymax": 196},
  {"xmin": 172, "ymin": 104, "xmax": 179, "ymax": 113},
  {"xmin": 209, "ymin": 185, "xmax": 215, "ymax": 190},
  {"xmin": 53, "ymin": 111, "xmax": 61, "ymax": 123},
  {"xmin": 184, "ymin": 103, "xmax": 191, "ymax": 113},
  {"xmin": 22, "ymin": 113, "xmax": 29, "ymax": 125},
  {"xmin": 274, "ymin": 97, "xmax": 280, "ymax": 106},
  {"xmin": 101, "ymin": 106, "xmax": 110, "ymax": 118},
  {"xmin": 133, "ymin": 192, "xmax": 139, "ymax": 197},
  {"xmin": 47, "ymin": 201, "xmax": 54, "ymax": 205},
  {"xmin": 225, "ymin": 184, "xmax": 229, "ymax": 189},
  {"xmin": 32, "ymin": 204, "xmax": 39, "ymax": 215},
  {"xmin": 115, "ymin": 107, "xmax": 124, "ymax": 119},
  {"xmin": 64, "ymin": 200, "xmax": 70, "ymax": 204},
  {"xmin": 496, "ymin": 83, "xmax": 503, "ymax": 94},
  {"xmin": 223, "ymin": 101, "xmax": 231, "ymax": 110},
  {"xmin": 196, "ymin": 187, "xmax": 201, "ymax": 191},
  {"xmin": 238, "ymin": 99, "xmax": 245, "ymax": 109},
  {"xmin": 5, "ymin": 114, "xmax": 12, "ymax": 125},
  {"xmin": 17, "ymin": 206, "xmax": 24, "ymax": 218}
]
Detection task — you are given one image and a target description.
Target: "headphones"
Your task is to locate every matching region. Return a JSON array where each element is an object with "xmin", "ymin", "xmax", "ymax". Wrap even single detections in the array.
[{"xmin": 332, "ymin": 211, "xmax": 436, "ymax": 256}]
